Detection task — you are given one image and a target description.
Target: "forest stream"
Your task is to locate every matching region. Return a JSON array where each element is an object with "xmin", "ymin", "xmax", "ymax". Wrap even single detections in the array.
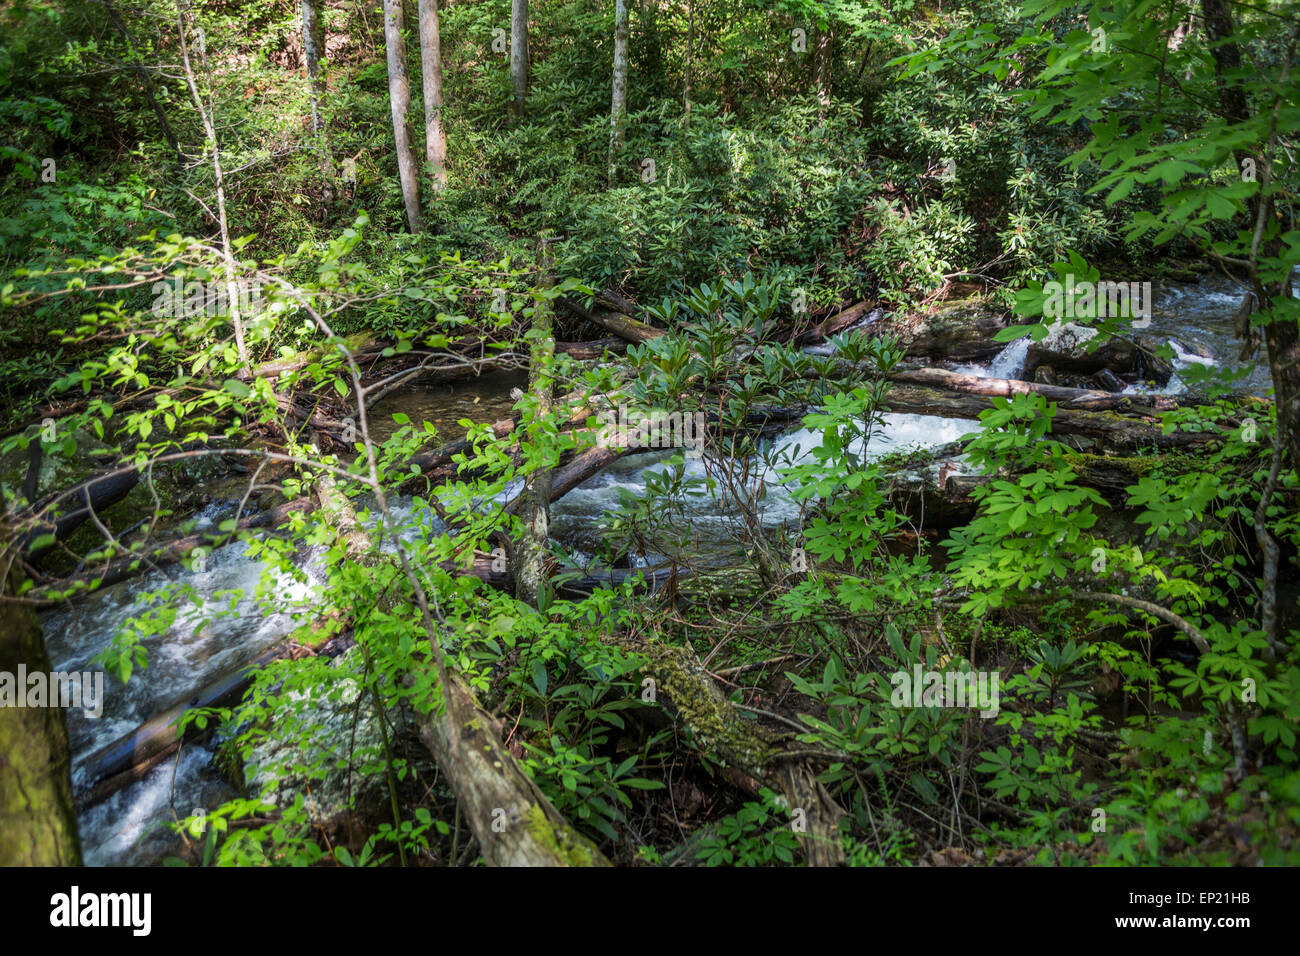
[{"xmin": 44, "ymin": 274, "xmax": 1269, "ymax": 866}]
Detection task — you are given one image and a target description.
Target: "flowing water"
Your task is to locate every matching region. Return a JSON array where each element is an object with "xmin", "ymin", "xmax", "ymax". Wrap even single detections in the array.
[
  {"xmin": 946, "ymin": 275, "xmax": 1273, "ymax": 397},
  {"xmin": 44, "ymin": 276, "xmax": 1270, "ymax": 864}
]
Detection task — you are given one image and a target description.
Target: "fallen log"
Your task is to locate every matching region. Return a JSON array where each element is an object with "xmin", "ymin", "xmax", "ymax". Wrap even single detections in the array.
[
  {"xmin": 558, "ymin": 296, "xmax": 664, "ymax": 344},
  {"xmin": 885, "ymin": 368, "xmax": 1186, "ymax": 413},
  {"xmin": 881, "ymin": 385, "xmax": 1221, "ymax": 451},
  {"xmin": 20, "ymin": 466, "xmax": 143, "ymax": 563},
  {"xmin": 238, "ymin": 333, "xmax": 382, "ymax": 382},
  {"xmin": 608, "ymin": 632, "xmax": 848, "ymax": 865},
  {"xmin": 555, "ymin": 337, "xmax": 628, "ymax": 360},
  {"xmin": 401, "ymin": 397, "xmax": 603, "ymax": 491},
  {"xmin": 537, "ymin": 437, "xmax": 633, "ymax": 508},
  {"xmin": 798, "ymin": 301, "xmax": 879, "ymax": 346},
  {"xmin": 77, "ymin": 635, "xmax": 350, "ymax": 806},
  {"xmin": 412, "ymin": 671, "xmax": 611, "ymax": 866},
  {"xmin": 316, "ymin": 450, "xmax": 613, "ymax": 865}
]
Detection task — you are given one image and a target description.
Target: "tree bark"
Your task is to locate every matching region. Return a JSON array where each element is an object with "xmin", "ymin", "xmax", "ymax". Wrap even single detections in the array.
[
  {"xmin": 300, "ymin": 0, "xmax": 335, "ymax": 204},
  {"xmin": 301, "ymin": 0, "xmax": 326, "ymax": 132},
  {"xmin": 0, "ymin": 560, "xmax": 83, "ymax": 864},
  {"xmin": 608, "ymin": 0, "xmax": 630, "ymax": 183},
  {"xmin": 884, "ymin": 367, "xmax": 1183, "ymax": 412},
  {"xmin": 177, "ymin": 1, "xmax": 249, "ymax": 369},
  {"xmin": 510, "ymin": 0, "xmax": 529, "ymax": 120},
  {"xmin": 418, "ymin": 0, "xmax": 448, "ymax": 189},
  {"xmin": 414, "ymin": 672, "xmax": 611, "ymax": 865},
  {"xmin": 557, "ymin": 295, "xmax": 663, "ymax": 343},
  {"xmin": 683, "ymin": 1, "xmax": 693, "ymax": 126},
  {"xmin": 383, "ymin": 0, "xmax": 422, "ymax": 231},
  {"xmin": 514, "ymin": 256, "xmax": 556, "ymax": 607},
  {"xmin": 314, "ymin": 458, "xmax": 610, "ymax": 865},
  {"xmin": 881, "ymin": 385, "xmax": 1223, "ymax": 451}
]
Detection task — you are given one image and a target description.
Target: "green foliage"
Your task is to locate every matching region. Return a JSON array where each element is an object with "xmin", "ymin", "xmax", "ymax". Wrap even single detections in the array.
[{"xmin": 694, "ymin": 789, "xmax": 801, "ymax": 866}]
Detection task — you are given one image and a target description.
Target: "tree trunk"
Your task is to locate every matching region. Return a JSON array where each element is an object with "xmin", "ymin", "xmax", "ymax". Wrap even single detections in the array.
[
  {"xmin": 510, "ymin": 0, "xmax": 529, "ymax": 120},
  {"xmin": 608, "ymin": 0, "xmax": 630, "ymax": 183},
  {"xmin": 383, "ymin": 0, "xmax": 422, "ymax": 231},
  {"xmin": 177, "ymin": 1, "xmax": 249, "ymax": 370},
  {"xmin": 683, "ymin": 2, "xmax": 693, "ymax": 125},
  {"xmin": 413, "ymin": 672, "xmax": 611, "ymax": 865},
  {"xmin": 418, "ymin": 0, "xmax": 447, "ymax": 189},
  {"xmin": 300, "ymin": 0, "xmax": 335, "ymax": 204},
  {"xmin": 813, "ymin": 22, "xmax": 832, "ymax": 113},
  {"xmin": 0, "ymin": 560, "xmax": 83, "ymax": 865},
  {"xmin": 557, "ymin": 295, "xmax": 663, "ymax": 343},
  {"xmin": 301, "ymin": 0, "xmax": 326, "ymax": 132},
  {"xmin": 316, "ymin": 460, "xmax": 609, "ymax": 866},
  {"xmin": 513, "ymin": 256, "xmax": 556, "ymax": 607},
  {"xmin": 1200, "ymin": 0, "xmax": 1300, "ymax": 471},
  {"xmin": 884, "ymin": 367, "xmax": 1184, "ymax": 412}
]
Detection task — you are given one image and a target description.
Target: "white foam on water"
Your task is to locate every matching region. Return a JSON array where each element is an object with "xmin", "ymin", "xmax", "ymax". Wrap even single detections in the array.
[
  {"xmin": 949, "ymin": 337, "xmax": 1030, "ymax": 380},
  {"xmin": 551, "ymin": 412, "xmax": 979, "ymax": 534}
]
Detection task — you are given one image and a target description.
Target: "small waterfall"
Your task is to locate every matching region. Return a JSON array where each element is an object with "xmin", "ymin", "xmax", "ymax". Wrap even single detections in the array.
[
  {"xmin": 949, "ymin": 336, "xmax": 1031, "ymax": 380},
  {"xmin": 984, "ymin": 337, "xmax": 1031, "ymax": 379}
]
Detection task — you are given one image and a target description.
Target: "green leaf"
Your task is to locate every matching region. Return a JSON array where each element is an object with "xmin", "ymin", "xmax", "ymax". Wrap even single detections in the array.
[{"xmin": 223, "ymin": 379, "xmax": 251, "ymax": 399}]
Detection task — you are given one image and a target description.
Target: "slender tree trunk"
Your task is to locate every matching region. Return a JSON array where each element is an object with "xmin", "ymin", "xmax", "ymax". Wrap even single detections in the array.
[
  {"xmin": 0, "ymin": 559, "xmax": 83, "ymax": 865},
  {"xmin": 608, "ymin": 0, "xmax": 630, "ymax": 184},
  {"xmin": 510, "ymin": 0, "xmax": 528, "ymax": 120},
  {"xmin": 814, "ymin": 21, "xmax": 833, "ymax": 114},
  {"xmin": 301, "ymin": 0, "xmax": 326, "ymax": 132},
  {"xmin": 514, "ymin": 250, "xmax": 555, "ymax": 608},
  {"xmin": 177, "ymin": 2, "xmax": 249, "ymax": 370},
  {"xmin": 383, "ymin": 0, "xmax": 422, "ymax": 231},
  {"xmin": 684, "ymin": 2, "xmax": 693, "ymax": 126},
  {"xmin": 300, "ymin": 0, "xmax": 335, "ymax": 205},
  {"xmin": 418, "ymin": 0, "xmax": 448, "ymax": 188},
  {"xmin": 1200, "ymin": 0, "xmax": 1300, "ymax": 470}
]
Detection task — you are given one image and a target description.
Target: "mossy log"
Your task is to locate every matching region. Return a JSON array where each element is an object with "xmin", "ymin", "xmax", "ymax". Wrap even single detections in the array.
[
  {"xmin": 881, "ymin": 385, "xmax": 1221, "ymax": 451},
  {"xmin": 557, "ymin": 295, "xmax": 664, "ymax": 344},
  {"xmin": 317, "ymin": 469, "xmax": 612, "ymax": 866},
  {"xmin": 608, "ymin": 633, "xmax": 848, "ymax": 866},
  {"xmin": 0, "ymin": 560, "xmax": 83, "ymax": 864},
  {"xmin": 413, "ymin": 671, "xmax": 611, "ymax": 866},
  {"xmin": 886, "ymin": 367, "xmax": 1185, "ymax": 412}
]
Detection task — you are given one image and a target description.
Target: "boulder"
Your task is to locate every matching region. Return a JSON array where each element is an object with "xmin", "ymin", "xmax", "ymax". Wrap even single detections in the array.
[
  {"xmin": 1024, "ymin": 323, "xmax": 1173, "ymax": 386},
  {"xmin": 881, "ymin": 297, "xmax": 1015, "ymax": 364}
]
